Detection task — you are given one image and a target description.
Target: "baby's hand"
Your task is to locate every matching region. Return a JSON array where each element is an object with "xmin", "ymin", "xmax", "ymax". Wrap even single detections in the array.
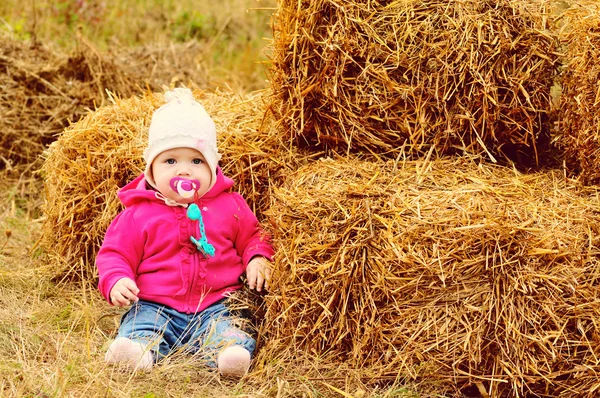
[
  {"xmin": 109, "ymin": 277, "xmax": 140, "ymax": 307},
  {"xmin": 246, "ymin": 256, "xmax": 272, "ymax": 292}
]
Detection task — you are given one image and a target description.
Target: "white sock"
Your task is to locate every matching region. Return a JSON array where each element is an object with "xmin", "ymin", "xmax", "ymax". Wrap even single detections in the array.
[
  {"xmin": 105, "ymin": 337, "xmax": 153, "ymax": 371},
  {"xmin": 217, "ymin": 345, "xmax": 251, "ymax": 378}
]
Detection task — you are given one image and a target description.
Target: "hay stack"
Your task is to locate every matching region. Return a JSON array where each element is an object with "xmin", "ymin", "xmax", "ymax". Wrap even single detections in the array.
[
  {"xmin": 269, "ymin": 0, "xmax": 557, "ymax": 166},
  {"xmin": 0, "ymin": 33, "xmax": 218, "ymax": 174},
  {"xmin": 0, "ymin": 34, "xmax": 138, "ymax": 170},
  {"xmin": 556, "ymin": 2, "xmax": 600, "ymax": 185},
  {"xmin": 42, "ymin": 88, "xmax": 301, "ymax": 280},
  {"xmin": 258, "ymin": 156, "xmax": 600, "ymax": 396}
]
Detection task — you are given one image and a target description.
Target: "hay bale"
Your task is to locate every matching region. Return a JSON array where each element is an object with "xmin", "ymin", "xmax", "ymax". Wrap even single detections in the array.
[
  {"xmin": 41, "ymin": 88, "xmax": 302, "ymax": 280},
  {"xmin": 0, "ymin": 34, "xmax": 139, "ymax": 171},
  {"xmin": 269, "ymin": 0, "xmax": 557, "ymax": 166},
  {"xmin": 258, "ymin": 156, "xmax": 600, "ymax": 396},
  {"xmin": 555, "ymin": 2, "xmax": 600, "ymax": 185},
  {"xmin": 0, "ymin": 33, "xmax": 219, "ymax": 175}
]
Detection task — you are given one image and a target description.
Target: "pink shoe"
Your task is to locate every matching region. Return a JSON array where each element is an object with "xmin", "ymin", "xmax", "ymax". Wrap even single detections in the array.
[
  {"xmin": 217, "ymin": 345, "xmax": 251, "ymax": 378},
  {"xmin": 105, "ymin": 337, "xmax": 153, "ymax": 371}
]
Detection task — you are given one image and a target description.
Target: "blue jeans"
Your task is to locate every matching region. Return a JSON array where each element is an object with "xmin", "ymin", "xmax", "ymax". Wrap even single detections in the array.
[{"xmin": 116, "ymin": 299, "xmax": 256, "ymax": 367}]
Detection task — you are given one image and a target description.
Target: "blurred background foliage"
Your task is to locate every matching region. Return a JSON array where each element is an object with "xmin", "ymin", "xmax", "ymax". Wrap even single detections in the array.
[{"xmin": 0, "ymin": 0, "xmax": 276, "ymax": 91}]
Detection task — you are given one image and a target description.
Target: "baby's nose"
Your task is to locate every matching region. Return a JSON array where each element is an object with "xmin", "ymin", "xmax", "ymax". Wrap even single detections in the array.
[{"xmin": 177, "ymin": 166, "xmax": 192, "ymax": 175}]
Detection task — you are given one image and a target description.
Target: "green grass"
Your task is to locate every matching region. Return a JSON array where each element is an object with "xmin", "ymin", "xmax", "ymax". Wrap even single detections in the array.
[{"xmin": 1, "ymin": 0, "xmax": 274, "ymax": 48}]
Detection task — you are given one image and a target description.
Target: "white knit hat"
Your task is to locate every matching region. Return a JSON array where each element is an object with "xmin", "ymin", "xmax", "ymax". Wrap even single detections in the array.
[{"xmin": 144, "ymin": 88, "xmax": 221, "ymax": 191}]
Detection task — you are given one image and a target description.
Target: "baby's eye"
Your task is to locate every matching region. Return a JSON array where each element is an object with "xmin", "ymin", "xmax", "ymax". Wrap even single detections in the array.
[
  {"xmin": 166, "ymin": 159, "xmax": 176, "ymax": 164},
  {"xmin": 192, "ymin": 158, "xmax": 204, "ymax": 165}
]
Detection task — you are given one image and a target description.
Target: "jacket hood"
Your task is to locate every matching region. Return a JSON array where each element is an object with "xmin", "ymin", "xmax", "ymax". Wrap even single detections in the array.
[{"xmin": 118, "ymin": 166, "xmax": 234, "ymax": 208}]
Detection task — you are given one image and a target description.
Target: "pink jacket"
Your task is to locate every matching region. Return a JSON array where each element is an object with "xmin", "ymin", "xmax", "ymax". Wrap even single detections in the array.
[{"xmin": 96, "ymin": 167, "xmax": 274, "ymax": 313}]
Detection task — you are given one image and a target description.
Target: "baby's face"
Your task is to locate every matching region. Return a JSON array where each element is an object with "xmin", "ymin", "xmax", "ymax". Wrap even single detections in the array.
[{"xmin": 151, "ymin": 147, "xmax": 212, "ymax": 203}]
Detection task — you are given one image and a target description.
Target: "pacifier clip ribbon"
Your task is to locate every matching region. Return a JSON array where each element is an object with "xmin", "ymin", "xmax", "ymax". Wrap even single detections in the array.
[
  {"xmin": 186, "ymin": 203, "xmax": 215, "ymax": 257},
  {"xmin": 170, "ymin": 177, "xmax": 215, "ymax": 257}
]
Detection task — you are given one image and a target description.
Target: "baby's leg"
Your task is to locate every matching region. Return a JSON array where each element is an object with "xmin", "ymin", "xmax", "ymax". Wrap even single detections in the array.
[
  {"xmin": 105, "ymin": 300, "xmax": 175, "ymax": 371},
  {"xmin": 217, "ymin": 345, "xmax": 251, "ymax": 378},
  {"xmin": 105, "ymin": 337, "xmax": 153, "ymax": 371},
  {"xmin": 188, "ymin": 301, "xmax": 256, "ymax": 377}
]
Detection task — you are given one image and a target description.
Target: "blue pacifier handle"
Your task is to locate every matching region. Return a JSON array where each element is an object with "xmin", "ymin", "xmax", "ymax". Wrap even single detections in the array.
[
  {"xmin": 190, "ymin": 236, "xmax": 215, "ymax": 257},
  {"xmin": 186, "ymin": 203, "xmax": 215, "ymax": 257}
]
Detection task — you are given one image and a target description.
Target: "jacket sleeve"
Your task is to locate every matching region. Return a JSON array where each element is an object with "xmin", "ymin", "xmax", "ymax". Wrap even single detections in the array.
[
  {"xmin": 231, "ymin": 193, "xmax": 274, "ymax": 267},
  {"xmin": 96, "ymin": 209, "xmax": 143, "ymax": 304}
]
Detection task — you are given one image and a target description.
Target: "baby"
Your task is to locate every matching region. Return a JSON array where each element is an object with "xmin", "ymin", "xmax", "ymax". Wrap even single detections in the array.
[{"xmin": 96, "ymin": 88, "xmax": 273, "ymax": 377}]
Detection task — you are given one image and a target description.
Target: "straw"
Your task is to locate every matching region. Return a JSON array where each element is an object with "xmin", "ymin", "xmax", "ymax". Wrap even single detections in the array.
[
  {"xmin": 555, "ymin": 1, "xmax": 600, "ymax": 185},
  {"xmin": 268, "ymin": 0, "xmax": 557, "ymax": 167},
  {"xmin": 257, "ymin": 155, "xmax": 600, "ymax": 396}
]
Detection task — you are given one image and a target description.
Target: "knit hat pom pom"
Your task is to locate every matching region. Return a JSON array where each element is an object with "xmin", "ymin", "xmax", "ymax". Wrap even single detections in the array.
[{"xmin": 164, "ymin": 87, "xmax": 195, "ymax": 104}]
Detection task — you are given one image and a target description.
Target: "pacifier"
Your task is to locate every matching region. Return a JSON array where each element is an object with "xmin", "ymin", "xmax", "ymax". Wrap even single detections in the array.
[
  {"xmin": 169, "ymin": 177, "xmax": 200, "ymax": 199},
  {"xmin": 168, "ymin": 177, "xmax": 214, "ymax": 257}
]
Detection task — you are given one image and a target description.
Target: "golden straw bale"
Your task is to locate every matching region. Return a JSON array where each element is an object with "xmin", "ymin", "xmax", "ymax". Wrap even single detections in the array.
[
  {"xmin": 555, "ymin": 2, "xmax": 600, "ymax": 185},
  {"xmin": 269, "ymin": 0, "xmax": 557, "ymax": 167},
  {"xmin": 41, "ymin": 88, "xmax": 300, "ymax": 280},
  {"xmin": 258, "ymin": 156, "xmax": 600, "ymax": 396}
]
